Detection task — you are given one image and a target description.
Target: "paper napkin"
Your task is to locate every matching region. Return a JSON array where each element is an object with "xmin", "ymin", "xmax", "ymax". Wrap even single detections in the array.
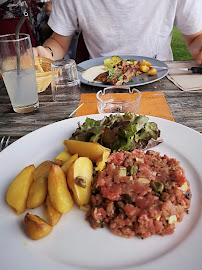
[{"xmin": 166, "ymin": 61, "xmax": 202, "ymax": 91}]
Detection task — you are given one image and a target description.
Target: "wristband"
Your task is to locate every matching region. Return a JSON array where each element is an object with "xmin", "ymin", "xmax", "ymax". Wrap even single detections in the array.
[{"xmin": 43, "ymin": 46, "xmax": 53, "ymax": 57}]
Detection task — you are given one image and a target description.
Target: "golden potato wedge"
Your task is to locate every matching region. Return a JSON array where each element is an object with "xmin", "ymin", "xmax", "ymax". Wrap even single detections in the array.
[
  {"xmin": 46, "ymin": 196, "xmax": 62, "ymax": 226},
  {"xmin": 63, "ymin": 140, "xmax": 111, "ymax": 163},
  {"xmin": 136, "ymin": 70, "xmax": 143, "ymax": 76},
  {"xmin": 27, "ymin": 176, "xmax": 48, "ymax": 209},
  {"xmin": 139, "ymin": 65, "xmax": 150, "ymax": 73},
  {"xmin": 147, "ymin": 67, "xmax": 157, "ymax": 76},
  {"xmin": 6, "ymin": 165, "xmax": 35, "ymax": 215},
  {"xmin": 141, "ymin": 59, "xmax": 152, "ymax": 67},
  {"xmin": 34, "ymin": 160, "xmax": 54, "ymax": 179},
  {"xmin": 48, "ymin": 164, "xmax": 73, "ymax": 213},
  {"xmin": 61, "ymin": 153, "xmax": 78, "ymax": 174},
  {"xmin": 27, "ymin": 161, "xmax": 54, "ymax": 209},
  {"xmin": 54, "ymin": 151, "xmax": 72, "ymax": 166},
  {"xmin": 24, "ymin": 213, "xmax": 52, "ymax": 240},
  {"xmin": 95, "ymin": 151, "xmax": 110, "ymax": 171},
  {"xmin": 67, "ymin": 157, "xmax": 93, "ymax": 206}
]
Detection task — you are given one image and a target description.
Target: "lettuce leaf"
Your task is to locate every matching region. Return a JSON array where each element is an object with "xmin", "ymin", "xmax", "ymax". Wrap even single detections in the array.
[{"xmin": 70, "ymin": 112, "xmax": 162, "ymax": 152}]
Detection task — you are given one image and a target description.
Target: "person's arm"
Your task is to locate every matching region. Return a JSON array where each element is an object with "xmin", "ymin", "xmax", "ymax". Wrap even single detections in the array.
[
  {"xmin": 183, "ymin": 30, "xmax": 202, "ymax": 65},
  {"xmin": 33, "ymin": 32, "xmax": 73, "ymax": 60},
  {"xmin": 44, "ymin": 1, "xmax": 52, "ymax": 17}
]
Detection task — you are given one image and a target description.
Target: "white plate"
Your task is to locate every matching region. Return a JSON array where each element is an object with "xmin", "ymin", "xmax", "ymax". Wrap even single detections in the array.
[
  {"xmin": 0, "ymin": 114, "xmax": 202, "ymax": 270},
  {"xmin": 77, "ymin": 55, "xmax": 169, "ymax": 87}
]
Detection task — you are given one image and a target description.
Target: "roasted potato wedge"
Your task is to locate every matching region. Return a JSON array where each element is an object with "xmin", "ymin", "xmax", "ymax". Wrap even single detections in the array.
[
  {"xmin": 136, "ymin": 70, "xmax": 143, "ymax": 76},
  {"xmin": 141, "ymin": 59, "xmax": 152, "ymax": 67},
  {"xmin": 6, "ymin": 165, "xmax": 35, "ymax": 215},
  {"xmin": 95, "ymin": 151, "xmax": 110, "ymax": 171},
  {"xmin": 147, "ymin": 67, "xmax": 157, "ymax": 76},
  {"xmin": 67, "ymin": 157, "xmax": 93, "ymax": 206},
  {"xmin": 139, "ymin": 65, "xmax": 150, "ymax": 73},
  {"xmin": 46, "ymin": 196, "xmax": 62, "ymax": 226},
  {"xmin": 34, "ymin": 160, "xmax": 54, "ymax": 179},
  {"xmin": 27, "ymin": 176, "xmax": 48, "ymax": 209},
  {"xmin": 27, "ymin": 161, "xmax": 54, "ymax": 209},
  {"xmin": 61, "ymin": 153, "xmax": 78, "ymax": 174},
  {"xmin": 63, "ymin": 140, "xmax": 111, "ymax": 163},
  {"xmin": 54, "ymin": 151, "xmax": 72, "ymax": 166},
  {"xmin": 48, "ymin": 164, "xmax": 73, "ymax": 213},
  {"xmin": 24, "ymin": 213, "xmax": 52, "ymax": 240}
]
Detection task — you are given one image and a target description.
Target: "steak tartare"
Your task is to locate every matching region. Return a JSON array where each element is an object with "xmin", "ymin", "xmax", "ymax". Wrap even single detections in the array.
[{"xmin": 87, "ymin": 149, "xmax": 191, "ymax": 238}]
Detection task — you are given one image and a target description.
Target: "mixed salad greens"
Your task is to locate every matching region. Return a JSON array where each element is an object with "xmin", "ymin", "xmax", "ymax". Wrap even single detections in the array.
[{"xmin": 70, "ymin": 112, "xmax": 162, "ymax": 152}]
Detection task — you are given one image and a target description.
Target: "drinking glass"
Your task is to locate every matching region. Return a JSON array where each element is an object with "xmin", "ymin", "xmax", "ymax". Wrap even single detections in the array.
[
  {"xmin": 51, "ymin": 59, "xmax": 80, "ymax": 102},
  {"xmin": 0, "ymin": 33, "xmax": 39, "ymax": 113},
  {"xmin": 96, "ymin": 86, "xmax": 141, "ymax": 114}
]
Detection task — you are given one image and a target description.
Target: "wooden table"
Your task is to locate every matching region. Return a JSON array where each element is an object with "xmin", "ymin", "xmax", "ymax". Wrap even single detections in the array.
[{"xmin": 0, "ymin": 60, "xmax": 202, "ymax": 145}]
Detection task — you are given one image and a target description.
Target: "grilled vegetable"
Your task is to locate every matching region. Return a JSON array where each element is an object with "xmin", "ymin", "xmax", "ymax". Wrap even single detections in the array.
[{"xmin": 104, "ymin": 56, "xmax": 123, "ymax": 68}]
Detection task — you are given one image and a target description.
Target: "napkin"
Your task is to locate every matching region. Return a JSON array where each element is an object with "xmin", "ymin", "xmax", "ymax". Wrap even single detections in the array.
[{"xmin": 166, "ymin": 61, "xmax": 202, "ymax": 91}]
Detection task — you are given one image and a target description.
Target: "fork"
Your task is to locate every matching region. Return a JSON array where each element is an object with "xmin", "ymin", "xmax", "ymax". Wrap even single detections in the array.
[
  {"xmin": 0, "ymin": 136, "xmax": 10, "ymax": 151},
  {"xmin": 76, "ymin": 65, "xmax": 85, "ymax": 73}
]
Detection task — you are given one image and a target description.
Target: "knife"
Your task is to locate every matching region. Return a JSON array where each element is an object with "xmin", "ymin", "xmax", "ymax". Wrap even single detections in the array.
[{"xmin": 151, "ymin": 66, "xmax": 202, "ymax": 74}]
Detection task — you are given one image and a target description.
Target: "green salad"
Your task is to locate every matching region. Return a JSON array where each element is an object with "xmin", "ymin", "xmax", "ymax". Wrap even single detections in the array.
[{"xmin": 70, "ymin": 112, "xmax": 162, "ymax": 152}]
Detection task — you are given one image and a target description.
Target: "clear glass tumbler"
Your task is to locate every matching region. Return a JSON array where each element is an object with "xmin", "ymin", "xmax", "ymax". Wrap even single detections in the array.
[
  {"xmin": 96, "ymin": 86, "xmax": 141, "ymax": 114},
  {"xmin": 51, "ymin": 59, "xmax": 80, "ymax": 102},
  {"xmin": 0, "ymin": 34, "xmax": 39, "ymax": 113}
]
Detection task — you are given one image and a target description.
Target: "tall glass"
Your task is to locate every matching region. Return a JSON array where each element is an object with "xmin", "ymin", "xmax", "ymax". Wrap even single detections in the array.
[{"xmin": 0, "ymin": 34, "xmax": 39, "ymax": 113}]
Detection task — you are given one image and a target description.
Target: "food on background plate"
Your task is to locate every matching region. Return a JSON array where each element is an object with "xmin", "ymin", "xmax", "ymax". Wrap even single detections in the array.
[
  {"xmin": 70, "ymin": 112, "xmax": 162, "ymax": 152},
  {"xmin": 87, "ymin": 149, "xmax": 191, "ymax": 238},
  {"xmin": 147, "ymin": 67, "xmax": 157, "ymax": 76},
  {"xmin": 94, "ymin": 59, "xmax": 140, "ymax": 86},
  {"xmin": 104, "ymin": 56, "xmax": 123, "ymax": 68},
  {"xmin": 81, "ymin": 56, "xmax": 157, "ymax": 85}
]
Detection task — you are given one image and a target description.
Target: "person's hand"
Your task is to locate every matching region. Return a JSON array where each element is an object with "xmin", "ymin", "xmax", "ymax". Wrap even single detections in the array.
[
  {"xmin": 33, "ymin": 46, "xmax": 54, "ymax": 60},
  {"xmin": 190, "ymin": 35, "xmax": 202, "ymax": 65},
  {"xmin": 194, "ymin": 48, "xmax": 202, "ymax": 65},
  {"xmin": 183, "ymin": 31, "xmax": 202, "ymax": 65}
]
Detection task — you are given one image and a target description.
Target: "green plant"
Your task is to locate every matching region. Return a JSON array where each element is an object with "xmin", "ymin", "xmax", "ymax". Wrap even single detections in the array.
[{"xmin": 171, "ymin": 27, "xmax": 193, "ymax": 61}]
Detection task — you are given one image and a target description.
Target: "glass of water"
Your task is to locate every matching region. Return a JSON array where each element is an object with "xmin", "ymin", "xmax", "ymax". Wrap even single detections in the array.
[
  {"xmin": 0, "ymin": 34, "xmax": 39, "ymax": 113},
  {"xmin": 51, "ymin": 59, "xmax": 80, "ymax": 102}
]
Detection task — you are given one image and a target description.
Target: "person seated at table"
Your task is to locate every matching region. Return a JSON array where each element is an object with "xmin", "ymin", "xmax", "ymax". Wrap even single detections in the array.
[
  {"xmin": 35, "ymin": 0, "xmax": 80, "ymax": 60},
  {"xmin": 33, "ymin": 0, "xmax": 202, "ymax": 65}
]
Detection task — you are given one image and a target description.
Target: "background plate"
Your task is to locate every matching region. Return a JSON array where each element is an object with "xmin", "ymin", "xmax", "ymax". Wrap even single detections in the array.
[
  {"xmin": 77, "ymin": 55, "xmax": 169, "ymax": 88},
  {"xmin": 0, "ymin": 114, "xmax": 202, "ymax": 270}
]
